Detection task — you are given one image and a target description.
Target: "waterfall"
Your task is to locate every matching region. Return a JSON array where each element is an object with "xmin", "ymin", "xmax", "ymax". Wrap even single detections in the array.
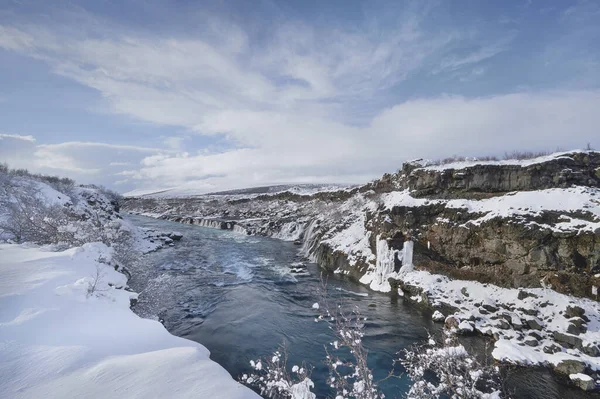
[
  {"xmin": 232, "ymin": 224, "xmax": 249, "ymax": 235},
  {"xmin": 272, "ymin": 221, "xmax": 304, "ymax": 241},
  {"xmin": 300, "ymin": 219, "xmax": 321, "ymax": 260}
]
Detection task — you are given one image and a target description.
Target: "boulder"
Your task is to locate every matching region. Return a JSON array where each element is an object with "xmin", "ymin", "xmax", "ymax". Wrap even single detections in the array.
[
  {"xmin": 496, "ymin": 319, "xmax": 511, "ymax": 330},
  {"xmin": 445, "ymin": 315, "xmax": 460, "ymax": 330},
  {"xmin": 583, "ymin": 344, "xmax": 600, "ymax": 357},
  {"xmin": 569, "ymin": 373, "xmax": 595, "ymax": 391},
  {"xmin": 554, "ymin": 359, "xmax": 586, "ymax": 375},
  {"xmin": 543, "ymin": 343, "xmax": 562, "ymax": 354},
  {"xmin": 564, "ymin": 305, "xmax": 586, "ymax": 319},
  {"xmin": 524, "ymin": 337, "xmax": 539, "ymax": 347},
  {"xmin": 553, "ymin": 331, "xmax": 583, "ymax": 349},
  {"xmin": 526, "ymin": 318, "xmax": 544, "ymax": 331},
  {"xmin": 432, "ymin": 310, "xmax": 445, "ymax": 322}
]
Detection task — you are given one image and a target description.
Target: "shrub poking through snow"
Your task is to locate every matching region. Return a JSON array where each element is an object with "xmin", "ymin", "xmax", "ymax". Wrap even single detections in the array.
[
  {"xmin": 400, "ymin": 330, "xmax": 506, "ymax": 399},
  {"xmin": 240, "ymin": 344, "xmax": 315, "ymax": 399},
  {"xmin": 315, "ymin": 282, "xmax": 387, "ymax": 399}
]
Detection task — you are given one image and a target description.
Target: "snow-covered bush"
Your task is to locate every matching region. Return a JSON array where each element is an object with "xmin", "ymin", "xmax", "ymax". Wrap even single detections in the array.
[
  {"xmin": 240, "ymin": 345, "xmax": 315, "ymax": 399},
  {"xmin": 0, "ymin": 167, "xmax": 131, "ymax": 250},
  {"xmin": 400, "ymin": 331, "xmax": 505, "ymax": 399}
]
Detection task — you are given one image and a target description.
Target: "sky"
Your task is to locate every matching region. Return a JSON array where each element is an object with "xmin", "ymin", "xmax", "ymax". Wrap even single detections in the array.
[{"xmin": 0, "ymin": 0, "xmax": 599, "ymax": 195}]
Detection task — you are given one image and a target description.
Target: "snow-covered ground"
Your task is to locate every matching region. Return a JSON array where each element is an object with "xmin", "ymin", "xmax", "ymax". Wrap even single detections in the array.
[{"xmin": 0, "ymin": 242, "xmax": 259, "ymax": 398}]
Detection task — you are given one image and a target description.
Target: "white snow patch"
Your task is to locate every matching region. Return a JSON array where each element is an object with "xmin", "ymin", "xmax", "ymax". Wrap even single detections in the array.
[{"xmin": 0, "ymin": 243, "xmax": 258, "ymax": 399}]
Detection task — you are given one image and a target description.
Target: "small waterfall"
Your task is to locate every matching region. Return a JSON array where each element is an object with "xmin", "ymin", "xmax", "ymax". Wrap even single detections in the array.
[
  {"xmin": 232, "ymin": 224, "xmax": 249, "ymax": 235},
  {"xmin": 300, "ymin": 219, "xmax": 321, "ymax": 260},
  {"xmin": 272, "ymin": 221, "xmax": 304, "ymax": 241}
]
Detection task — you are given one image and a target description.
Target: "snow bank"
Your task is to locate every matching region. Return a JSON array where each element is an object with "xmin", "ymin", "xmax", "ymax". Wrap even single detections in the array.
[{"xmin": 0, "ymin": 243, "xmax": 259, "ymax": 399}]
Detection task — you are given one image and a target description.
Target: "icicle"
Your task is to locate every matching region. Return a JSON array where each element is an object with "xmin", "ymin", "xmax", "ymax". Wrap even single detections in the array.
[{"xmin": 399, "ymin": 240, "xmax": 414, "ymax": 274}]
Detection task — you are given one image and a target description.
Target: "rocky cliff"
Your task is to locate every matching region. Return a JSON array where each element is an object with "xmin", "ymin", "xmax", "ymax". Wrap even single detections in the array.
[{"xmin": 123, "ymin": 151, "xmax": 600, "ymax": 300}]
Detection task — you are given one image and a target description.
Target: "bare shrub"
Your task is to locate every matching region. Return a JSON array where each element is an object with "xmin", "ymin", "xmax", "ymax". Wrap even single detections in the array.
[
  {"xmin": 502, "ymin": 150, "xmax": 550, "ymax": 160},
  {"xmin": 86, "ymin": 263, "xmax": 107, "ymax": 298},
  {"xmin": 400, "ymin": 330, "xmax": 506, "ymax": 399},
  {"xmin": 315, "ymin": 280, "xmax": 387, "ymax": 399},
  {"xmin": 240, "ymin": 344, "xmax": 315, "ymax": 399}
]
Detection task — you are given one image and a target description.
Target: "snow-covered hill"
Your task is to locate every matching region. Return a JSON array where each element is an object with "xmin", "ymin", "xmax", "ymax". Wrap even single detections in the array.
[{"xmin": 0, "ymin": 169, "xmax": 259, "ymax": 399}]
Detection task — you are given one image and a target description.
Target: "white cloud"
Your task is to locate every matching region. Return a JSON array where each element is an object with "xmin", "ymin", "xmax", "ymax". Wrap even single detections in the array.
[
  {"xmin": 1, "ymin": 5, "xmax": 598, "ymax": 194},
  {"xmin": 119, "ymin": 90, "xmax": 600, "ymax": 193},
  {"xmin": 0, "ymin": 133, "xmax": 36, "ymax": 142}
]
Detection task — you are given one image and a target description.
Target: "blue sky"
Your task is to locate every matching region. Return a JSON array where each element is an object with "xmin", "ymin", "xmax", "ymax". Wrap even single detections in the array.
[{"xmin": 1, "ymin": 0, "xmax": 599, "ymax": 194}]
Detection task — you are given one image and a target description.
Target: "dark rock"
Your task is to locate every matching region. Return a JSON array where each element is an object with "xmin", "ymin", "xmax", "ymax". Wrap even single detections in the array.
[
  {"xmin": 445, "ymin": 315, "xmax": 460, "ymax": 330},
  {"xmin": 524, "ymin": 337, "xmax": 539, "ymax": 347},
  {"xmin": 543, "ymin": 343, "xmax": 562, "ymax": 354},
  {"xmin": 553, "ymin": 331, "xmax": 583, "ymax": 349},
  {"xmin": 565, "ymin": 305, "xmax": 586, "ymax": 319},
  {"xmin": 528, "ymin": 331, "xmax": 543, "ymax": 341},
  {"xmin": 567, "ymin": 318, "xmax": 587, "ymax": 335},
  {"xmin": 168, "ymin": 232, "xmax": 183, "ymax": 241},
  {"xmin": 518, "ymin": 290, "xmax": 538, "ymax": 300},
  {"xmin": 583, "ymin": 344, "xmax": 600, "ymax": 357},
  {"xmin": 482, "ymin": 304, "xmax": 498, "ymax": 313},
  {"xmin": 517, "ymin": 307, "xmax": 539, "ymax": 316},
  {"xmin": 526, "ymin": 318, "xmax": 544, "ymax": 331},
  {"xmin": 496, "ymin": 319, "xmax": 511, "ymax": 330},
  {"xmin": 461, "ymin": 287, "xmax": 470, "ymax": 297},
  {"xmin": 554, "ymin": 359, "xmax": 586, "ymax": 375}
]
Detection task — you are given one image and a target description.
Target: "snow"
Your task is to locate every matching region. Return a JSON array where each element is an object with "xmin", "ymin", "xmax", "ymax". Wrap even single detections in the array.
[
  {"xmin": 420, "ymin": 151, "xmax": 595, "ymax": 172},
  {"xmin": 570, "ymin": 373, "xmax": 593, "ymax": 382},
  {"xmin": 382, "ymin": 186, "xmax": 600, "ymax": 233},
  {"xmin": 0, "ymin": 243, "xmax": 259, "ymax": 399},
  {"xmin": 445, "ymin": 187, "xmax": 600, "ymax": 231},
  {"xmin": 394, "ymin": 269, "xmax": 600, "ymax": 373}
]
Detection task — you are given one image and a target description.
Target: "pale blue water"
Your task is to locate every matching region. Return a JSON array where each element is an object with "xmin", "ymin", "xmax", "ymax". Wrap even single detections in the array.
[{"xmin": 126, "ymin": 214, "xmax": 595, "ymax": 399}]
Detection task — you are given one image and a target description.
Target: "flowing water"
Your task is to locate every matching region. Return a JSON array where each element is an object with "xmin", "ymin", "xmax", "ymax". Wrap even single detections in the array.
[{"xmin": 126, "ymin": 214, "xmax": 596, "ymax": 399}]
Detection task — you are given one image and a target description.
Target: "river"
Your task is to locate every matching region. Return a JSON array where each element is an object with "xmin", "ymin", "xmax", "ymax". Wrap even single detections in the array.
[{"xmin": 126, "ymin": 214, "xmax": 596, "ymax": 399}]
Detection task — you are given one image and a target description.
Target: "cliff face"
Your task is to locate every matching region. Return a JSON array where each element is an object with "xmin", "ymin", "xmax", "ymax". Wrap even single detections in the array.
[
  {"xmin": 407, "ymin": 152, "xmax": 600, "ymax": 199},
  {"xmin": 123, "ymin": 150, "xmax": 600, "ymax": 300}
]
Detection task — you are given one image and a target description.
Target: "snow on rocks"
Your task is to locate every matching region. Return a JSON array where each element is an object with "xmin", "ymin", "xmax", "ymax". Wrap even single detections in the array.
[
  {"xmin": 388, "ymin": 268, "xmax": 600, "ymax": 388},
  {"xmin": 0, "ymin": 243, "xmax": 258, "ymax": 399},
  {"xmin": 570, "ymin": 373, "xmax": 596, "ymax": 391}
]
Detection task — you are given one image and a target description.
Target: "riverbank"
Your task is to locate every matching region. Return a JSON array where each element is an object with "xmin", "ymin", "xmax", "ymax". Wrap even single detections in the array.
[{"xmin": 0, "ymin": 241, "xmax": 259, "ymax": 399}]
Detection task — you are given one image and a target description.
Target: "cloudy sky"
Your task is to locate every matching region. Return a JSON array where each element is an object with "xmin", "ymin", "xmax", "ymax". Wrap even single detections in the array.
[{"xmin": 1, "ymin": 0, "xmax": 599, "ymax": 195}]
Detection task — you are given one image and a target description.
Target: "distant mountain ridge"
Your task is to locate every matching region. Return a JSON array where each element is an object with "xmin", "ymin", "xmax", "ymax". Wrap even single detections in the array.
[{"xmin": 129, "ymin": 183, "xmax": 353, "ymax": 199}]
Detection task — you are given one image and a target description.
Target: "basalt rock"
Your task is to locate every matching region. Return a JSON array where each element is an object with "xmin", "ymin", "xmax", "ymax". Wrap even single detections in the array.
[{"xmin": 407, "ymin": 152, "xmax": 600, "ymax": 199}]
